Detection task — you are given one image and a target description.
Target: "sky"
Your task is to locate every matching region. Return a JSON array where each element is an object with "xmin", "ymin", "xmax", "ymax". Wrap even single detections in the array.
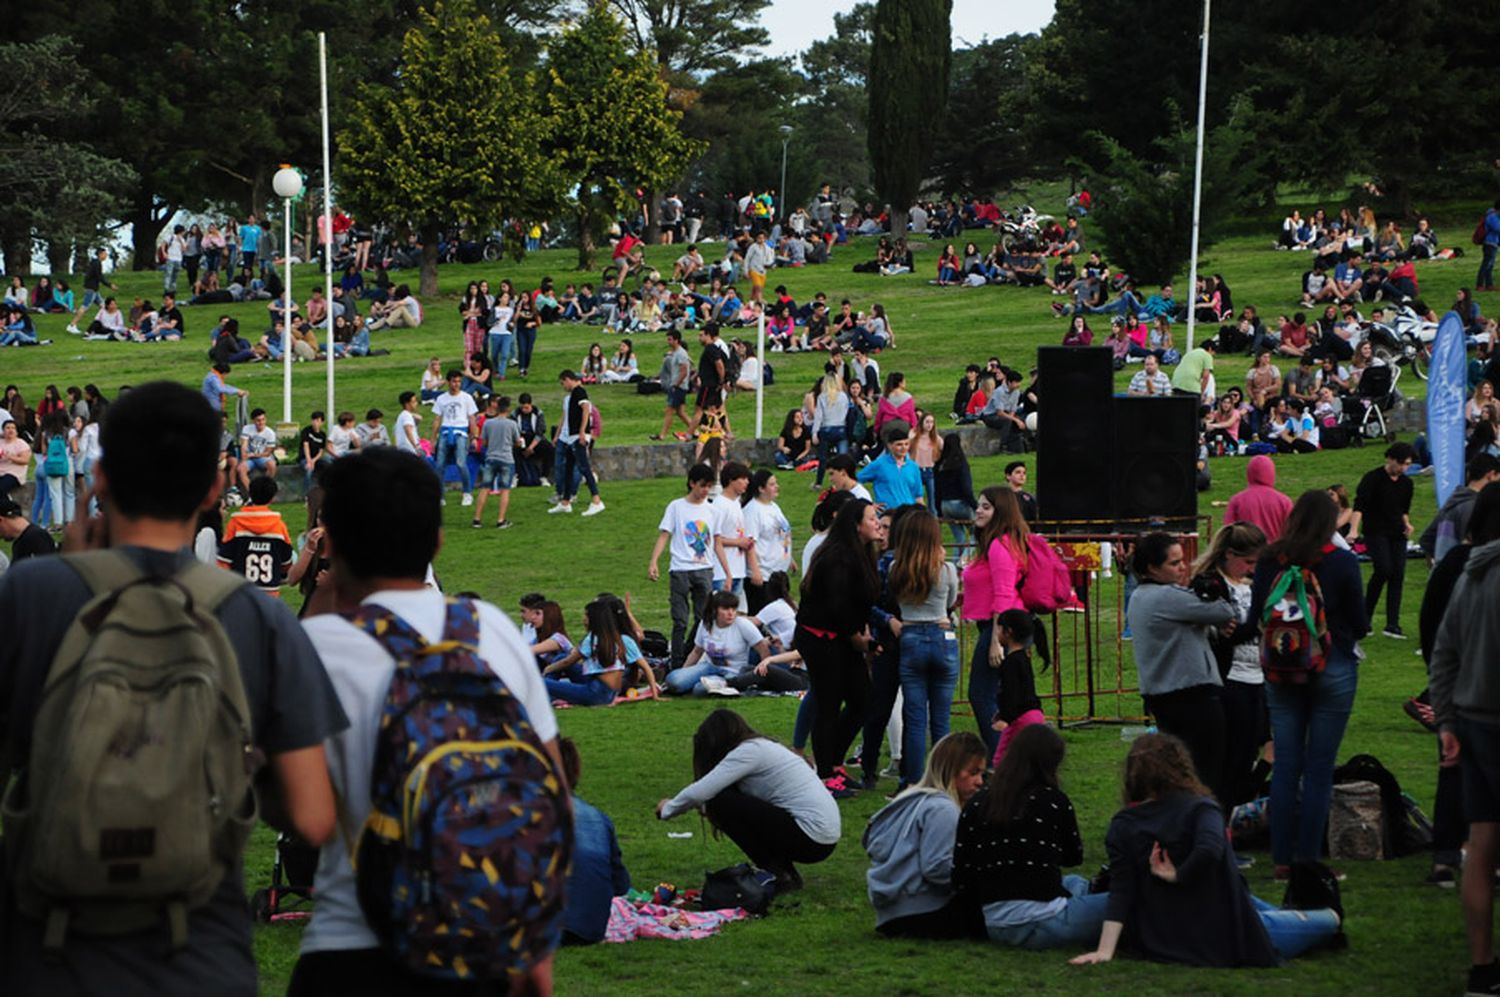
[{"xmin": 758, "ymin": 0, "xmax": 1056, "ymax": 59}]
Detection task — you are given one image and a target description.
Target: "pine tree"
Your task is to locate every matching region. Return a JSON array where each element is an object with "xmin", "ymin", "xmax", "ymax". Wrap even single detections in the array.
[{"xmin": 867, "ymin": 0, "xmax": 951, "ymax": 239}]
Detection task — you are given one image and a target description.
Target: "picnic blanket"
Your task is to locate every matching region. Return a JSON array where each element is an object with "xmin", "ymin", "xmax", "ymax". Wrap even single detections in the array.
[{"xmin": 603, "ymin": 898, "xmax": 749, "ymax": 943}]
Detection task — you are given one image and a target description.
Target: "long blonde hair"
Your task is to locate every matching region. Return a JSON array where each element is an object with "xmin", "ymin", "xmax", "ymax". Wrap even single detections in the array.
[
  {"xmin": 1190, "ymin": 521, "xmax": 1266, "ymax": 578},
  {"xmin": 896, "ymin": 732, "xmax": 987, "ymax": 807}
]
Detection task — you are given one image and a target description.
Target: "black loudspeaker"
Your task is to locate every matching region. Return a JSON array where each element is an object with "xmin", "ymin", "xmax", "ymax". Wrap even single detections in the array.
[
  {"xmin": 1037, "ymin": 347, "xmax": 1114, "ymax": 524},
  {"xmin": 1112, "ymin": 396, "xmax": 1200, "ymax": 524}
]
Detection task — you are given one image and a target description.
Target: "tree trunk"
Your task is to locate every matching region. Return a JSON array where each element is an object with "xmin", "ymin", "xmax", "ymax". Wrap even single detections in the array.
[
  {"xmin": 46, "ymin": 240, "xmax": 70, "ymax": 275},
  {"xmin": 890, "ymin": 206, "xmax": 910, "ymax": 243},
  {"xmin": 0, "ymin": 224, "xmax": 30, "ymax": 278},
  {"xmin": 576, "ymin": 208, "xmax": 597, "ymax": 271},
  {"xmin": 419, "ymin": 223, "xmax": 440, "ymax": 298},
  {"xmin": 128, "ymin": 192, "xmax": 176, "ymax": 271}
]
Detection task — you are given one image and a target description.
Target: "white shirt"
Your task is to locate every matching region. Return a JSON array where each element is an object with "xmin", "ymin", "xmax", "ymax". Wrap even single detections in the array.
[
  {"xmin": 327, "ymin": 424, "xmax": 357, "ymax": 457},
  {"xmin": 693, "ymin": 616, "xmax": 765, "ymax": 674},
  {"xmin": 738, "ymin": 356, "xmax": 761, "ymax": 386},
  {"xmin": 660, "ymin": 496, "xmax": 717, "ymax": 573},
  {"xmin": 395, "ymin": 410, "xmax": 421, "ymax": 454},
  {"xmin": 299, "ymin": 589, "xmax": 557, "ymax": 955},
  {"xmin": 432, "ymin": 390, "xmax": 477, "ymax": 431},
  {"xmin": 755, "ymin": 598, "xmax": 796, "ymax": 648},
  {"xmin": 801, "ymin": 532, "xmax": 827, "ymax": 577},
  {"xmin": 743, "ymin": 498, "xmax": 792, "ymax": 574},
  {"xmin": 744, "ymin": 240, "xmax": 775, "ymax": 276},
  {"xmin": 711, "ymin": 494, "xmax": 749, "ymax": 582},
  {"xmin": 240, "ymin": 423, "xmax": 277, "ymax": 458}
]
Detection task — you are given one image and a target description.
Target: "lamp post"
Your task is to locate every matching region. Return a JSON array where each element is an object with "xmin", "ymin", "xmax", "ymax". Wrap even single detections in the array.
[
  {"xmin": 1184, "ymin": 0, "xmax": 1210, "ymax": 351},
  {"xmin": 777, "ymin": 124, "xmax": 793, "ymax": 228},
  {"xmin": 272, "ymin": 165, "xmax": 303, "ymax": 425}
]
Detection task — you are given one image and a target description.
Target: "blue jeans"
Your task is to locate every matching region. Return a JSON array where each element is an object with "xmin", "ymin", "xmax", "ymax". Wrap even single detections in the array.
[
  {"xmin": 488, "ymin": 331, "xmax": 514, "ymax": 375},
  {"xmin": 434, "ymin": 431, "xmax": 472, "ymax": 493},
  {"xmin": 1250, "ymin": 895, "xmax": 1342, "ymax": 959},
  {"xmin": 793, "ymin": 691, "xmax": 815, "ymax": 750},
  {"xmin": 346, "ymin": 327, "xmax": 370, "ymax": 357},
  {"xmin": 31, "ymin": 471, "xmax": 52, "ymax": 523},
  {"xmin": 984, "ymin": 875, "xmax": 1109, "ymax": 949},
  {"xmin": 516, "ymin": 324, "xmax": 537, "ymax": 372},
  {"xmin": 1478, "ymin": 242, "xmax": 1497, "ymax": 288},
  {"xmin": 665, "ymin": 661, "xmax": 735, "ymax": 696},
  {"xmin": 544, "ymin": 675, "xmax": 616, "ymax": 706},
  {"xmin": 967, "ymin": 620, "xmax": 999, "ymax": 757},
  {"xmin": 920, "ymin": 466, "xmax": 936, "ymax": 511},
  {"xmin": 162, "ymin": 259, "xmax": 181, "ymax": 293},
  {"xmin": 1265, "ymin": 649, "xmax": 1358, "ymax": 865},
  {"xmin": 940, "ymin": 499, "xmax": 973, "ymax": 558},
  {"xmin": 813, "ymin": 425, "xmax": 847, "ymax": 484},
  {"xmin": 559, "ymin": 440, "xmax": 598, "ymax": 501},
  {"xmin": 899, "ymin": 624, "xmax": 960, "ymax": 786}
]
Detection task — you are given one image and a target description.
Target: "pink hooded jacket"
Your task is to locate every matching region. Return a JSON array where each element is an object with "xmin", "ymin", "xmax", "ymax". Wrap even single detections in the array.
[{"xmin": 1224, "ymin": 455, "xmax": 1293, "ymax": 542}]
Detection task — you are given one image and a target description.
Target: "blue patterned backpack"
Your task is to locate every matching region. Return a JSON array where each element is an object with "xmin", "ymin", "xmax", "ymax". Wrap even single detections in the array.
[{"xmin": 348, "ymin": 598, "xmax": 572, "ymax": 983}]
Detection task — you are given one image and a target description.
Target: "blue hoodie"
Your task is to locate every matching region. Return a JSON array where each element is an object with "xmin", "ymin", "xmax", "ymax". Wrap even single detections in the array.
[{"xmin": 862, "ymin": 789, "xmax": 960, "ymax": 926}]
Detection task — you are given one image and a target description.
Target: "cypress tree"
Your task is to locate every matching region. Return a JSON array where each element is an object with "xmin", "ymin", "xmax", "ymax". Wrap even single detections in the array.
[{"xmin": 867, "ymin": 0, "xmax": 951, "ymax": 240}]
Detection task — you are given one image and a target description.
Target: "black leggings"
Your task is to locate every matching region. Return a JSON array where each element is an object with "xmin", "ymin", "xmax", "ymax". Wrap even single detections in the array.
[
  {"xmin": 877, "ymin": 898, "xmax": 983, "ymax": 940},
  {"xmin": 1144, "ymin": 684, "xmax": 1227, "ymax": 806},
  {"xmin": 289, "ymin": 948, "xmax": 506, "ymax": 996},
  {"xmin": 1363, "ymin": 532, "xmax": 1407, "ymax": 630},
  {"xmin": 795, "ymin": 625, "xmax": 870, "ymax": 779},
  {"xmin": 1221, "ymin": 678, "xmax": 1268, "ymax": 806},
  {"xmin": 860, "ymin": 642, "xmax": 901, "ymax": 781},
  {"xmin": 728, "ymin": 662, "xmax": 809, "ymax": 693},
  {"xmin": 704, "ymin": 786, "xmax": 836, "ymax": 874}
]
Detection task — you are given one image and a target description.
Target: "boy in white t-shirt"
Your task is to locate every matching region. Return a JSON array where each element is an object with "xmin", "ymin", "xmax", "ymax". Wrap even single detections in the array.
[
  {"xmin": 430, "ymin": 369, "xmax": 478, "ymax": 505},
  {"xmin": 648, "ymin": 464, "xmax": 720, "ymax": 668},
  {"xmin": 394, "ymin": 391, "xmax": 422, "ymax": 455},
  {"xmin": 664, "ymin": 590, "xmax": 771, "ymax": 695},
  {"xmin": 711, "ymin": 462, "xmax": 760, "ymax": 602},
  {"xmin": 292, "ymin": 447, "xmax": 564, "ymax": 994}
]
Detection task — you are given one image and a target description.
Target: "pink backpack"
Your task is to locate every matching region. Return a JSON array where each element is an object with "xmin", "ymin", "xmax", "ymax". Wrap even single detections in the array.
[{"xmin": 1018, "ymin": 534, "xmax": 1075, "ymax": 613}]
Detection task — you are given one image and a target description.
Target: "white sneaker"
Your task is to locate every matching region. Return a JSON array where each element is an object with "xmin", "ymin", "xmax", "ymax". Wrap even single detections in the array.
[
  {"xmin": 539, "ymin": 476, "xmax": 551, "ymax": 487},
  {"xmin": 66, "ymin": 324, "xmax": 80, "ymax": 334},
  {"xmin": 461, "ymin": 493, "xmax": 473, "ymax": 506},
  {"xmin": 581, "ymin": 501, "xmax": 605, "ymax": 517},
  {"xmin": 548, "ymin": 503, "xmax": 572, "ymax": 514}
]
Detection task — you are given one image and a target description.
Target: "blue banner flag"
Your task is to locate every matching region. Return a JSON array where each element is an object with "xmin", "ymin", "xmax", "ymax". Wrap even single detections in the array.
[{"xmin": 1426, "ymin": 310, "xmax": 1467, "ymax": 507}]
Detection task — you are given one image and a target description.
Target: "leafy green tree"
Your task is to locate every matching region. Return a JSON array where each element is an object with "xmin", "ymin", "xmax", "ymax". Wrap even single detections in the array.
[
  {"xmin": 1084, "ymin": 100, "xmax": 1262, "ymax": 285},
  {"xmin": 0, "ymin": 36, "xmax": 134, "ymax": 275},
  {"xmin": 608, "ymin": 0, "xmax": 771, "ymax": 77},
  {"xmin": 867, "ymin": 0, "xmax": 951, "ymax": 238},
  {"xmin": 337, "ymin": 0, "xmax": 564, "ymax": 295},
  {"xmin": 930, "ymin": 35, "xmax": 1032, "ymax": 197},
  {"xmin": 543, "ymin": 2, "xmax": 702, "ymax": 270},
  {"xmin": 797, "ymin": 3, "xmax": 875, "ymax": 199}
]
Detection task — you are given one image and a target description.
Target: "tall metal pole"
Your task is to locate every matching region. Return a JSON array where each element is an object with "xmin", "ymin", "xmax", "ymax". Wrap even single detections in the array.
[
  {"xmin": 282, "ymin": 197, "xmax": 293, "ymax": 424},
  {"xmin": 1184, "ymin": 0, "xmax": 1211, "ymax": 352},
  {"xmin": 755, "ymin": 309, "xmax": 766, "ymax": 439},
  {"xmin": 320, "ymin": 33, "xmax": 335, "ymax": 419},
  {"xmin": 777, "ymin": 124, "xmax": 792, "ymax": 230}
]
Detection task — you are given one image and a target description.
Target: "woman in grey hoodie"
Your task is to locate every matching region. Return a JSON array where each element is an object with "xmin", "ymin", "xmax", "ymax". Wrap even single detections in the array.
[
  {"xmin": 1127, "ymin": 532, "xmax": 1235, "ymax": 805},
  {"xmin": 863, "ymin": 733, "xmax": 987, "ymax": 938}
]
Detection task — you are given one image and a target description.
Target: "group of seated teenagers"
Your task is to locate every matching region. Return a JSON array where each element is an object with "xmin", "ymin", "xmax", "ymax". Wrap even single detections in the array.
[{"xmin": 1276, "ymin": 205, "xmax": 1446, "ymax": 263}]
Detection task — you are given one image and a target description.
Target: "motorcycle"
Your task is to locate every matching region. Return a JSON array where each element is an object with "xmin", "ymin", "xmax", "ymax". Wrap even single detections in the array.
[{"xmin": 997, "ymin": 204, "xmax": 1055, "ymax": 252}]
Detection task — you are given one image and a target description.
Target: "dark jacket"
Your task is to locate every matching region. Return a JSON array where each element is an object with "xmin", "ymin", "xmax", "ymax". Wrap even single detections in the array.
[
  {"xmin": 1249, "ymin": 545, "xmax": 1368, "ymax": 658},
  {"xmin": 1105, "ymin": 793, "xmax": 1277, "ymax": 967}
]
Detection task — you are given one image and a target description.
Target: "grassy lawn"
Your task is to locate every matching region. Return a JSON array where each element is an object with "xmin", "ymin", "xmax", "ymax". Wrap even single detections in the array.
[{"xmin": 5, "ymin": 197, "xmax": 1481, "ymax": 994}]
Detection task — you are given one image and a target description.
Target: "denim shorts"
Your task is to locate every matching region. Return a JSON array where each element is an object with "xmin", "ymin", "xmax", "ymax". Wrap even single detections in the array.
[
  {"xmin": 666, "ymin": 386, "xmax": 688, "ymax": 408},
  {"xmin": 481, "ymin": 458, "xmax": 515, "ymax": 490},
  {"xmin": 1459, "ymin": 717, "xmax": 1500, "ymax": 822},
  {"xmin": 247, "ymin": 456, "xmax": 273, "ymax": 473}
]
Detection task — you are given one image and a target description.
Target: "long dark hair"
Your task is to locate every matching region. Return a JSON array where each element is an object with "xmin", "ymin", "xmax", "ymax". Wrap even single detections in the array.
[
  {"xmin": 1266, "ymin": 489, "xmax": 1338, "ymax": 566},
  {"xmin": 778, "ymin": 409, "xmax": 804, "ymax": 442},
  {"xmin": 742, "ymin": 468, "xmax": 774, "ymax": 507},
  {"xmin": 584, "ymin": 597, "xmax": 625, "ymax": 673},
  {"xmin": 985, "ymin": 724, "xmax": 1066, "ymax": 827},
  {"xmin": 974, "ymin": 485, "xmax": 1028, "ymax": 568},
  {"xmin": 1466, "ymin": 480, "xmax": 1500, "ymax": 544},
  {"xmin": 810, "ymin": 487, "xmax": 853, "ymax": 531},
  {"xmin": 934, "ymin": 431, "xmax": 968, "ymax": 473},
  {"xmin": 692, "ymin": 708, "xmax": 768, "ymax": 780},
  {"xmin": 803, "ymin": 497, "xmax": 878, "ymax": 599}
]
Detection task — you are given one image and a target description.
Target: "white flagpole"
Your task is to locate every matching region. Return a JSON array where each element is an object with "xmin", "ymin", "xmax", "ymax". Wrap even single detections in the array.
[
  {"xmin": 321, "ymin": 32, "xmax": 336, "ymax": 418},
  {"xmin": 755, "ymin": 309, "xmax": 766, "ymax": 438},
  {"xmin": 1185, "ymin": 0, "xmax": 1210, "ymax": 352}
]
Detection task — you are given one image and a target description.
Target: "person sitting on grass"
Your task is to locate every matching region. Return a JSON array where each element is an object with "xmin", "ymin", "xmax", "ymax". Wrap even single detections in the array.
[
  {"xmin": 526, "ymin": 599, "xmax": 573, "ymax": 669},
  {"xmin": 954, "ymin": 724, "xmax": 1107, "ymax": 950},
  {"xmin": 864, "ymin": 732, "xmax": 988, "ymax": 939},
  {"xmin": 558, "ymin": 738, "xmax": 631, "ymax": 945},
  {"xmin": 541, "ymin": 597, "xmax": 660, "ymax": 706},
  {"xmin": 656, "ymin": 708, "xmax": 840, "ymax": 893},
  {"xmin": 1069, "ymin": 733, "xmax": 1342, "ymax": 968},
  {"xmin": 665, "ymin": 590, "xmax": 771, "ymax": 696}
]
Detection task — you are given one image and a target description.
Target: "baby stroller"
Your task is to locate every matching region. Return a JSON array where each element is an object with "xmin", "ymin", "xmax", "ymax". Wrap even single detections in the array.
[
  {"xmin": 251, "ymin": 833, "xmax": 320, "ymax": 923},
  {"xmin": 1355, "ymin": 364, "xmax": 1400, "ymax": 442}
]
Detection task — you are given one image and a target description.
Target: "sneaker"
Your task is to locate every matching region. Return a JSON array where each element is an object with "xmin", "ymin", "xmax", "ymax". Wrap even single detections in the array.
[
  {"xmin": 470, "ymin": 519, "xmax": 483, "ymax": 529},
  {"xmin": 1050, "ymin": 301, "xmax": 1065, "ymax": 317},
  {"xmin": 1466, "ymin": 960, "xmax": 1500, "ymax": 997},
  {"xmin": 581, "ymin": 501, "xmax": 606, "ymax": 517},
  {"xmin": 539, "ymin": 476, "xmax": 551, "ymax": 487},
  {"xmin": 66, "ymin": 324, "xmax": 80, "ymax": 334},
  {"xmin": 1423, "ymin": 865, "xmax": 1457, "ymax": 889},
  {"xmin": 460, "ymin": 493, "xmax": 473, "ymax": 507},
  {"xmin": 1403, "ymin": 697, "xmax": 1438, "ymax": 732},
  {"xmin": 1383, "ymin": 626, "xmax": 1406, "ymax": 639},
  {"xmin": 880, "ymin": 762, "xmax": 903, "ymax": 779},
  {"xmin": 547, "ymin": 503, "xmax": 572, "ymax": 514},
  {"xmin": 1234, "ymin": 853, "xmax": 1255, "ymax": 871},
  {"xmin": 823, "ymin": 775, "xmax": 856, "ymax": 800},
  {"xmin": 858, "ymin": 774, "xmax": 880, "ymax": 791},
  {"xmin": 495, "ymin": 519, "xmax": 513, "ymax": 529}
]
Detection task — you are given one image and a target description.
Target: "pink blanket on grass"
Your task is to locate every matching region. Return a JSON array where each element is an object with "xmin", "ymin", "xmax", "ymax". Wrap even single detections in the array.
[{"xmin": 603, "ymin": 898, "xmax": 749, "ymax": 943}]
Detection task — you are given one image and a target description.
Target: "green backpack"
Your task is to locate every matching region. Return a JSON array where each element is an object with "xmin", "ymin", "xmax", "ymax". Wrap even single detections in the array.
[{"xmin": 1, "ymin": 550, "xmax": 257, "ymax": 952}]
